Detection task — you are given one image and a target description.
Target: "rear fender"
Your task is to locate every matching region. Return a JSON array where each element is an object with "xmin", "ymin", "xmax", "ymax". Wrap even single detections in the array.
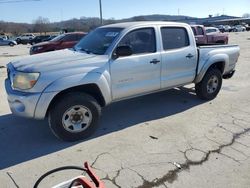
[{"xmin": 195, "ymin": 54, "xmax": 229, "ymax": 83}]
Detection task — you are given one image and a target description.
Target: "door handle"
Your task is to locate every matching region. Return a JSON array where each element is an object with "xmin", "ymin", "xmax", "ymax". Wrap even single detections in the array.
[
  {"xmin": 186, "ymin": 54, "xmax": 194, "ymax": 59},
  {"xmin": 150, "ymin": 59, "xmax": 160, "ymax": 64}
]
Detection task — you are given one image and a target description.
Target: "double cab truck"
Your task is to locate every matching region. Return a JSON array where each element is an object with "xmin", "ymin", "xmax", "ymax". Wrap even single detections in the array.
[
  {"xmin": 5, "ymin": 21, "xmax": 240, "ymax": 141},
  {"xmin": 191, "ymin": 25, "xmax": 229, "ymax": 45}
]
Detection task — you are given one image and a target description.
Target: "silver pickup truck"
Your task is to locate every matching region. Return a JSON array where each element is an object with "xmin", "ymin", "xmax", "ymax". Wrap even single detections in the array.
[{"xmin": 5, "ymin": 22, "xmax": 240, "ymax": 141}]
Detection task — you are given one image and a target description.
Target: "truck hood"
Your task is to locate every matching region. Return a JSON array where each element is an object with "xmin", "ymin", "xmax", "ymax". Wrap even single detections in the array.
[{"xmin": 11, "ymin": 49, "xmax": 109, "ymax": 73}]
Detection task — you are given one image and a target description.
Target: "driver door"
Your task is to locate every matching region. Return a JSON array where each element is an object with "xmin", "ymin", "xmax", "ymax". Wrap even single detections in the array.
[{"xmin": 110, "ymin": 27, "xmax": 161, "ymax": 100}]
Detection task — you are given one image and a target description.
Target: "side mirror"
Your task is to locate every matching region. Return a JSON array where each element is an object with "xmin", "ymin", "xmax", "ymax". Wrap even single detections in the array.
[{"xmin": 115, "ymin": 45, "xmax": 133, "ymax": 58}]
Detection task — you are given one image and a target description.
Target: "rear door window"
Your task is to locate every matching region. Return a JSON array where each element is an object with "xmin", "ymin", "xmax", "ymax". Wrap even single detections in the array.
[{"xmin": 161, "ymin": 27, "xmax": 190, "ymax": 50}]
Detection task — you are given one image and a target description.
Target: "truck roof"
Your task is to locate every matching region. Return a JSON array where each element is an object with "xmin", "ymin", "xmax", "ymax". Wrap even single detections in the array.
[
  {"xmin": 100, "ymin": 21, "xmax": 190, "ymax": 29},
  {"xmin": 190, "ymin": 25, "xmax": 204, "ymax": 27}
]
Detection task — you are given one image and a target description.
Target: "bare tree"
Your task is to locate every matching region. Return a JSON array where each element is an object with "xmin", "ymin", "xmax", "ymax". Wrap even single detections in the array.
[
  {"xmin": 242, "ymin": 13, "xmax": 250, "ymax": 18},
  {"xmin": 33, "ymin": 16, "xmax": 50, "ymax": 34},
  {"xmin": 7, "ymin": 24, "xmax": 27, "ymax": 35}
]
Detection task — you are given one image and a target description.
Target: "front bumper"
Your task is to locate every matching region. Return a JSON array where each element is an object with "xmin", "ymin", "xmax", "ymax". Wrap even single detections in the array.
[
  {"xmin": 223, "ymin": 70, "xmax": 235, "ymax": 79},
  {"xmin": 5, "ymin": 78, "xmax": 41, "ymax": 118}
]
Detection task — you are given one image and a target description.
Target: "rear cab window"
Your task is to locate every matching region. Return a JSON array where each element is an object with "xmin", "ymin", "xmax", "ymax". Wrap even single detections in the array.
[
  {"xmin": 160, "ymin": 27, "xmax": 190, "ymax": 50},
  {"xmin": 197, "ymin": 26, "xmax": 204, "ymax": 35},
  {"xmin": 191, "ymin": 27, "xmax": 197, "ymax": 36}
]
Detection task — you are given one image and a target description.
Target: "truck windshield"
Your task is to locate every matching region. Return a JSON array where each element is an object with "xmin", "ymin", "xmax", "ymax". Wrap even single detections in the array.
[{"xmin": 74, "ymin": 27, "xmax": 123, "ymax": 55}]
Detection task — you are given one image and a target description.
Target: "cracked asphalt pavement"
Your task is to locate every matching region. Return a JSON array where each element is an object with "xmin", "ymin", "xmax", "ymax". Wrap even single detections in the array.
[{"xmin": 0, "ymin": 32, "xmax": 250, "ymax": 188}]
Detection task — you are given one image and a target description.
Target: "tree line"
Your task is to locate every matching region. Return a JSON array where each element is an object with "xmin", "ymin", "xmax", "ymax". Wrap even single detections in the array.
[
  {"xmin": 1, "ymin": 13, "xmax": 250, "ymax": 36},
  {"xmin": 0, "ymin": 16, "xmax": 117, "ymax": 36}
]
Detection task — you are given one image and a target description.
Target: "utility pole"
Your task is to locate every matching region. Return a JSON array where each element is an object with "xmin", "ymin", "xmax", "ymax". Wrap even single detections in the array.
[{"xmin": 99, "ymin": 0, "xmax": 103, "ymax": 25}]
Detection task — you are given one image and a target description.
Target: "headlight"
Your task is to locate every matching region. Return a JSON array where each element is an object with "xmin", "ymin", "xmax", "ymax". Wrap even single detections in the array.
[{"xmin": 13, "ymin": 72, "xmax": 40, "ymax": 90}]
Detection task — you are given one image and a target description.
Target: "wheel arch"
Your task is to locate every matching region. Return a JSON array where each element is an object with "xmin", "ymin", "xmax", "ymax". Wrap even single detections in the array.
[
  {"xmin": 46, "ymin": 83, "xmax": 106, "ymax": 117},
  {"xmin": 195, "ymin": 61, "xmax": 225, "ymax": 83}
]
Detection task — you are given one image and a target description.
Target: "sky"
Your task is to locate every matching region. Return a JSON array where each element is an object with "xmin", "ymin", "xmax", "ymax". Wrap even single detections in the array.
[{"xmin": 0, "ymin": 0, "xmax": 249, "ymax": 23}]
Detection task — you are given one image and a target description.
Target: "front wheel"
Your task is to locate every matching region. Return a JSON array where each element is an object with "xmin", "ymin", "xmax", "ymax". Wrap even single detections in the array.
[
  {"xmin": 48, "ymin": 92, "xmax": 101, "ymax": 142},
  {"xmin": 9, "ymin": 42, "xmax": 15, "ymax": 47},
  {"xmin": 16, "ymin": 38, "xmax": 21, "ymax": 44},
  {"xmin": 195, "ymin": 68, "xmax": 222, "ymax": 100}
]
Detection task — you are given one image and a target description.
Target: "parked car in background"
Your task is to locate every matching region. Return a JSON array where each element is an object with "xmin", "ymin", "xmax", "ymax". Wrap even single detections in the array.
[
  {"xmin": 216, "ymin": 25, "xmax": 225, "ymax": 32},
  {"xmin": 29, "ymin": 35, "xmax": 51, "ymax": 45},
  {"xmin": 205, "ymin": 27, "xmax": 220, "ymax": 34},
  {"xmin": 246, "ymin": 26, "xmax": 250, "ymax": 31},
  {"xmin": 16, "ymin": 34, "xmax": 35, "ymax": 44},
  {"xmin": 191, "ymin": 25, "xmax": 228, "ymax": 45},
  {"xmin": 0, "ymin": 35, "xmax": 8, "ymax": 40},
  {"xmin": 30, "ymin": 32, "xmax": 86, "ymax": 55},
  {"xmin": 224, "ymin": 25, "xmax": 233, "ymax": 32},
  {"xmin": 0, "ymin": 38, "xmax": 17, "ymax": 46},
  {"xmin": 232, "ymin": 25, "xmax": 246, "ymax": 32}
]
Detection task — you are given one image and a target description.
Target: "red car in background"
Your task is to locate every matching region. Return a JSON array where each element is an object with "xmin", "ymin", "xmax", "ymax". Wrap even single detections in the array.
[
  {"xmin": 30, "ymin": 32, "xmax": 86, "ymax": 55},
  {"xmin": 191, "ymin": 25, "xmax": 228, "ymax": 45}
]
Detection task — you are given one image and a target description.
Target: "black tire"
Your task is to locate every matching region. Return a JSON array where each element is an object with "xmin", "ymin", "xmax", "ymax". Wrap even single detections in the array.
[
  {"xmin": 16, "ymin": 38, "xmax": 21, "ymax": 44},
  {"xmin": 195, "ymin": 68, "xmax": 222, "ymax": 100},
  {"xmin": 48, "ymin": 92, "xmax": 101, "ymax": 142},
  {"xmin": 9, "ymin": 42, "xmax": 14, "ymax": 47}
]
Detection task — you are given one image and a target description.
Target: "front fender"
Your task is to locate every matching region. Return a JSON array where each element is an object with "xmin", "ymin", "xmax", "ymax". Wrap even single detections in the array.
[
  {"xmin": 34, "ymin": 72, "xmax": 111, "ymax": 119},
  {"xmin": 195, "ymin": 53, "xmax": 229, "ymax": 83},
  {"xmin": 45, "ymin": 71, "xmax": 112, "ymax": 103}
]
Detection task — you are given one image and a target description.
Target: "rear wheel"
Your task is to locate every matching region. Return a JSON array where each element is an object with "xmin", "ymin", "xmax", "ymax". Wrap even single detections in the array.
[
  {"xmin": 9, "ymin": 42, "xmax": 15, "ymax": 47},
  {"xmin": 195, "ymin": 68, "xmax": 222, "ymax": 100},
  {"xmin": 48, "ymin": 92, "xmax": 101, "ymax": 142}
]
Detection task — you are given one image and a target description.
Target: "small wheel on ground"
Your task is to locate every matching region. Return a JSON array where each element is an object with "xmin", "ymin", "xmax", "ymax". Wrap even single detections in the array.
[
  {"xmin": 195, "ymin": 68, "xmax": 222, "ymax": 100},
  {"xmin": 9, "ymin": 42, "xmax": 14, "ymax": 47},
  {"xmin": 48, "ymin": 92, "xmax": 101, "ymax": 142}
]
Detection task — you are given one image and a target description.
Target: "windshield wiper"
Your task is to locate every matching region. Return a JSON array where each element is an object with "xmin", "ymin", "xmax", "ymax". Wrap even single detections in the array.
[
  {"xmin": 79, "ymin": 48, "xmax": 92, "ymax": 54},
  {"xmin": 76, "ymin": 47, "xmax": 102, "ymax": 55}
]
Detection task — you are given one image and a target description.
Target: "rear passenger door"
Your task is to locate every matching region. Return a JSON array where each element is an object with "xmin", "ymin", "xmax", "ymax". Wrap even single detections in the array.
[{"xmin": 160, "ymin": 26, "xmax": 198, "ymax": 88}]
